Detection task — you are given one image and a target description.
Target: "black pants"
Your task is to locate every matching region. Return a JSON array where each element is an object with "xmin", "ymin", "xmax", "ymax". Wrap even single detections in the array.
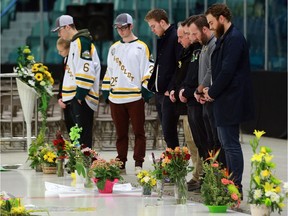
[
  {"xmin": 63, "ymin": 103, "xmax": 74, "ymax": 135},
  {"xmin": 70, "ymin": 98, "xmax": 94, "ymax": 148},
  {"xmin": 155, "ymin": 94, "xmax": 180, "ymax": 149},
  {"xmin": 187, "ymin": 105, "xmax": 208, "ymax": 160}
]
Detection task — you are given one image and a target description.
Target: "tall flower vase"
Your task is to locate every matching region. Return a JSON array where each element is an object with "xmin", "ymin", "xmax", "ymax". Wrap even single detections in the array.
[
  {"xmin": 57, "ymin": 159, "xmax": 64, "ymax": 177},
  {"xmin": 156, "ymin": 179, "xmax": 164, "ymax": 200},
  {"xmin": 174, "ymin": 177, "xmax": 188, "ymax": 204},
  {"xmin": 250, "ymin": 204, "xmax": 271, "ymax": 216},
  {"xmin": 142, "ymin": 185, "xmax": 152, "ymax": 196},
  {"xmin": 16, "ymin": 78, "xmax": 38, "ymax": 152},
  {"xmin": 84, "ymin": 168, "xmax": 93, "ymax": 188}
]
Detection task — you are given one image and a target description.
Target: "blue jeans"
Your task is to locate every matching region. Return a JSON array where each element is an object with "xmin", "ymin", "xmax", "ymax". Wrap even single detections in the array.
[
  {"xmin": 217, "ymin": 125, "xmax": 243, "ymax": 192},
  {"xmin": 155, "ymin": 94, "xmax": 179, "ymax": 149}
]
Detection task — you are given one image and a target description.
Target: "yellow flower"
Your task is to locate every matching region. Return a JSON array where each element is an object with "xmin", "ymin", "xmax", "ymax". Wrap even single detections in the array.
[
  {"xmin": 275, "ymin": 186, "xmax": 281, "ymax": 193},
  {"xmin": 50, "ymin": 77, "xmax": 54, "ymax": 85},
  {"xmin": 253, "ymin": 130, "xmax": 266, "ymax": 140},
  {"xmin": 174, "ymin": 146, "xmax": 180, "ymax": 153},
  {"xmin": 27, "ymin": 55, "xmax": 34, "ymax": 61},
  {"xmin": 23, "ymin": 48, "xmax": 31, "ymax": 54},
  {"xmin": 264, "ymin": 182, "xmax": 274, "ymax": 192},
  {"xmin": 32, "ymin": 66, "xmax": 38, "ymax": 72},
  {"xmin": 264, "ymin": 154, "xmax": 273, "ymax": 163},
  {"xmin": 251, "ymin": 153, "xmax": 262, "ymax": 162},
  {"xmin": 261, "ymin": 170, "xmax": 270, "ymax": 178},
  {"xmin": 11, "ymin": 206, "xmax": 26, "ymax": 214},
  {"xmin": 260, "ymin": 146, "xmax": 267, "ymax": 154},
  {"xmin": 35, "ymin": 73, "xmax": 43, "ymax": 81}
]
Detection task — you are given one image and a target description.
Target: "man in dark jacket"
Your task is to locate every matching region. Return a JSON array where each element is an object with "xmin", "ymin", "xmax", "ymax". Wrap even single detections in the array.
[
  {"xmin": 145, "ymin": 9, "xmax": 182, "ymax": 149},
  {"xmin": 204, "ymin": 4, "xmax": 254, "ymax": 196}
]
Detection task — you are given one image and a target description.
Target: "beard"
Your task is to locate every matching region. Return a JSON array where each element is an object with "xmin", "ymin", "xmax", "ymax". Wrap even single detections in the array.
[{"xmin": 214, "ymin": 23, "xmax": 225, "ymax": 38}]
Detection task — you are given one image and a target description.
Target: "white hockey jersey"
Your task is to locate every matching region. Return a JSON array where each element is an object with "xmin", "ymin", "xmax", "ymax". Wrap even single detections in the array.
[
  {"xmin": 62, "ymin": 30, "xmax": 101, "ymax": 111},
  {"xmin": 102, "ymin": 39, "xmax": 154, "ymax": 104}
]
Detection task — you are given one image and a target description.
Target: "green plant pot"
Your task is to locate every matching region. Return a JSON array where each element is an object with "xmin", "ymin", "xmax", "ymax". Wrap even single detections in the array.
[{"xmin": 207, "ymin": 205, "xmax": 227, "ymax": 213}]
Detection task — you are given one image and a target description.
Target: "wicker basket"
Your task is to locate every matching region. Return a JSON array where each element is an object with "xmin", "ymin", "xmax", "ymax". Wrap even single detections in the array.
[{"xmin": 42, "ymin": 165, "xmax": 57, "ymax": 174}]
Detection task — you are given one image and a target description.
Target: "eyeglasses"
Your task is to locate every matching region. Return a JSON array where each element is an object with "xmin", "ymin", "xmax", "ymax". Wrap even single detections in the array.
[{"xmin": 114, "ymin": 25, "xmax": 129, "ymax": 31}]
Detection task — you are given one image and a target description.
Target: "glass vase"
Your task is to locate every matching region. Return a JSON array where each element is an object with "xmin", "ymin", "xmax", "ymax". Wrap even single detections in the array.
[
  {"xmin": 142, "ymin": 185, "xmax": 152, "ymax": 196},
  {"xmin": 57, "ymin": 159, "xmax": 64, "ymax": 177},
  {"xmin": 174, "ymin": 176, "xmax": 187, "ymax": 204},
  {"xmin": 156, "ymin": 179, "xmax": 164, "ymax": 200},
  {"xmin": 84, "ymin": 168, "xmax": 93, "ymax": 188}
]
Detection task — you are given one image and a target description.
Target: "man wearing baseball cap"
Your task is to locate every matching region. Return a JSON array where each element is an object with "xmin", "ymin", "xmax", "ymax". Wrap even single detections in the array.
[
  {"xmin": 102, "ymin": 13, "xmax": 154, "ymax": 175},
  {"xmin": 51, "ymin": 15, "xmax": 101, "ymax": 149}
]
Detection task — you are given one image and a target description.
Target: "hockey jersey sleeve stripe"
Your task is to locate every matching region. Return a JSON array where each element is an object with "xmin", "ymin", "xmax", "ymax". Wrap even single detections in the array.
[
  {"xmin": 62, "ymin": 86, "xmax": 76, "ymax": 91},
  {"xmin": 101, "ymin": 84, "xmax": 110, "ymax": 91},
  {"xmin": 76, "ymin": 77, "xmax": 95, "ymax": 84},
  {"xmin": 137, "ymin": 40, "xmax": 150, "ymax": 59},
  {"xmin": 75, "ymin": 73, "xmax": 96, "ymax": 81},
  {"xmin": 76, "ymin": 80, "xmax": 94, "ymax": 88}
]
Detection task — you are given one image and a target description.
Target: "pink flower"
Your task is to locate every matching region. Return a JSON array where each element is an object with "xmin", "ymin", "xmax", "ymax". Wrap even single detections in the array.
[
  {"xmin": 211, "ymin": 163, "xmax": 219, "ymax": 168},
  {"xmin": 221, "ymin": 178, "xmax": 230, "ymax": 185},
  {"xmin": 231, "ymin": 193, "xmax": 239, "ymax": 201}
]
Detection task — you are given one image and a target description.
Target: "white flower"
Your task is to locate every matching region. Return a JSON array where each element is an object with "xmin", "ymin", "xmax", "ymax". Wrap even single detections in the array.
[
  {"xmin": 253, "ymin": 189, "xmax": 263, "ymax": 200},
  {"xmin": 143, "ymin": 176, "xmax": 150, "ymax": 183},
  {"xmin": 40, "ymin": 81, "xmax": 46, "ymax": 86},
  {"xmin": 270, "ymin": 192, "xmax": 280, "ymax": 203},
  {"xmin": 28, "ymin": 79, "xmax": 35, "ymax": 86}
]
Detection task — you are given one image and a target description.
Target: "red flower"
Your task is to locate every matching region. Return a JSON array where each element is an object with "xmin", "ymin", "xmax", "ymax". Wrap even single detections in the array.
[{"xmin": 184, "ymin": 153, "xmax": 190, "ymax": 160}]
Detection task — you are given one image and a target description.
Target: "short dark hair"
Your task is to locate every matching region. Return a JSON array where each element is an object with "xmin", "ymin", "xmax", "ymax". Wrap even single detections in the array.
[
  {"xmin": 205, "ymin": 3, "xmax": 232, "ymax": 22},
  {"xmin": 186, "ymin": 15, "xmax": 201, "ymax": 27},
  {"xmin": 145, "ymin": 9, "xmax": 169, "ymax": 24},
  {"xmin": 191, "ymin": 14, "xmax": 209, "ymax": 30}
]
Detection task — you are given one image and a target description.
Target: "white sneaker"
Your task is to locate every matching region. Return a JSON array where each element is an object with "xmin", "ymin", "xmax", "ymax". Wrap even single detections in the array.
[{"xmin": 135, "ymin": 166, "xmax": 142, "ymax": 175}]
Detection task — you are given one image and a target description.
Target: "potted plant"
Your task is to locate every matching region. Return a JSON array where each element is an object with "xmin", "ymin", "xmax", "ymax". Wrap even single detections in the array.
[
  {"xmin": 40, "ymin": 144, "xmax": 57, "ymax": 174},
  {"xmin": 248, "ymin": 130, "xmax": 285, "ymax": 215},
  {"xmin": 160, "ymin": 147, "xmax": 193, "ymax": 204},
  {"xmin": 137, "ymin": 170, "xmax": 157, "ymax": 196},
  {"xmin": 201, "ymin": 150, "xmax": 241, "ymax": 213},
  {"xmin": 91, "ymin": 158, "xmax": 123, "ymax": 193}
]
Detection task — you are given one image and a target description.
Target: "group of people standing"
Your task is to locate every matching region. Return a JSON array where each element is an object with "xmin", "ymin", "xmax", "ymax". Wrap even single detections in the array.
[{"xmin": 51, "ymin": 3, "xmax": 254, "ymax": 196}]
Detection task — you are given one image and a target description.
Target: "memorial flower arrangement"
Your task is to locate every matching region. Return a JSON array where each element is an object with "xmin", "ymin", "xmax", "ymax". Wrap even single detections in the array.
[
  {"xmin": 201, "ymin": 150, "xmax": 241, "ymax": 207},
  {"xmin": 14, "ymin": 45, "xmax": 54, "ymax": 122},
  {"xmin": 91, "ymin": 158, "xmax": 123, "ymax": 190},
  {"xmin": 52, "ymin": 131, "xmax": 67, "ymax": 160},
  {"xmin": 16, "ymin": 45, "xmax": 54, "ymax": 170},
  {"xmin": 160, "ymin": 146, "xmax": 193, "ymax": 181},
  {"xmin": 137, "ymin": 170, "xmax": 157, "ymax": 189},
  {"xmin": 68, "ymin": 125, "xmax": 98, "ymax": 178},
  {"xmin": 248, "ymin": 130, "xmax": 285, "ymax": 214},
  {"xmin": 40, "ymin": 143, "xmax": 57, "ymax": 167}
]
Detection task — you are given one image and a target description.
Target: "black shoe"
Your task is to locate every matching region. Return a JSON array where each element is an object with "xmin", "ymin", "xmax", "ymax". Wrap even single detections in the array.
[{"xmin": 188, "ymin": 182, "xmax": 201, "ymax": 192}]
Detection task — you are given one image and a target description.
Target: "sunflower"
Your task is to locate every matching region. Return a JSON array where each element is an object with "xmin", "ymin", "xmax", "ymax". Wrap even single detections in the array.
[{"xmin": 35, "ymin": 73, "xmax": 43, "ymax": 81}]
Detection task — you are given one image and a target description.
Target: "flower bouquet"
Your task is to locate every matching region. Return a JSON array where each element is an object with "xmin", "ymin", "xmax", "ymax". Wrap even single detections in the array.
[
  {"xmin": 201, "ymin": 150, "xmax": 241, "ymax": 213},
  {"xmin": 161, "ymin": 147, "xmax": 193, "ymax": 204},
  {"xmin": 15, "ymin": 46, "xmax": 54, "ymax": 166},
  {"xmin": 40, "ymin": 144, "xmax": 57, "ymax": 174},
  {"xmin": 248, "ymin": 130, "xmax": 285, "ymax": 215},
  {"xmin": 137, "ymin": 170, "xmax": 157, "ymax": 196},
  {"xmin": 53, "ymin": 131, "xmax": 67, "ymax": 176},
  {"xmin": 68, "ymin": 125, "xmax": 98, "ymax": 187},
  {"xmin": 91, "ymin": 158, "xmax": 123, "ymax": 193}
]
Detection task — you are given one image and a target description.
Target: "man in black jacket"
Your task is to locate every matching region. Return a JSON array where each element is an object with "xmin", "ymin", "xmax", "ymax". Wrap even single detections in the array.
[
  {"xmin": 204, "ymin": 4, "xmax": 254, "ymax": 195},
  {"xmin": 145, "ymin": 9, "xmax": 182, "ymax": 149}
]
